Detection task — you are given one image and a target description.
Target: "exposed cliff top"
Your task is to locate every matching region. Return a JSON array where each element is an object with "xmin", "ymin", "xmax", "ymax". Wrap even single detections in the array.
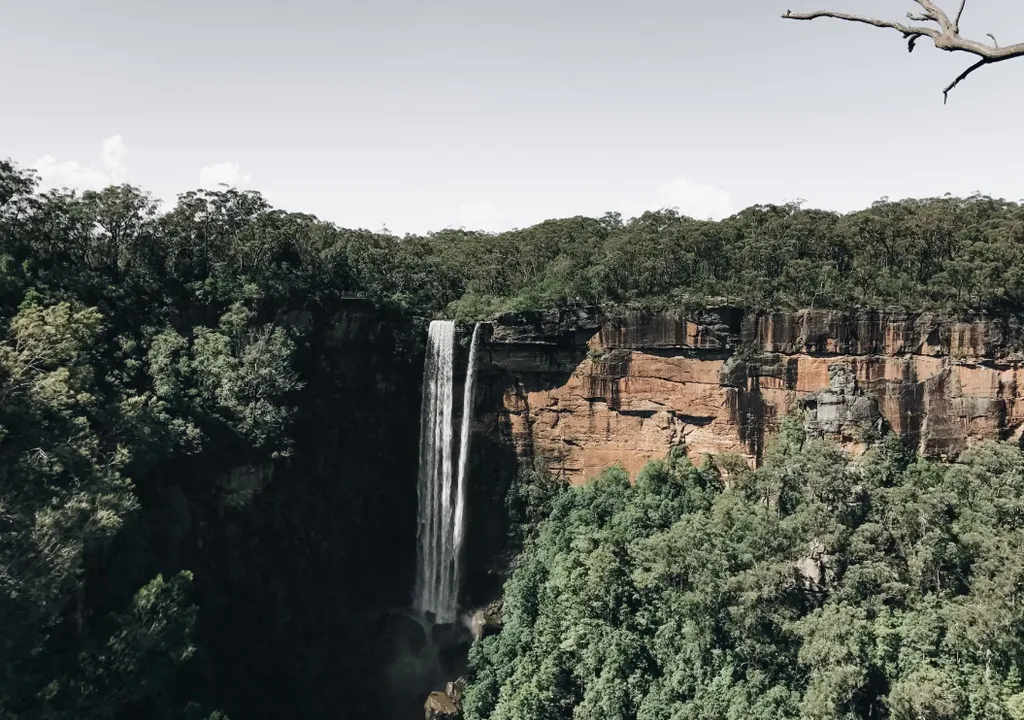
[{"xmin": 483, "ymin": 305, "xmax": 1024, "ymax": 361}]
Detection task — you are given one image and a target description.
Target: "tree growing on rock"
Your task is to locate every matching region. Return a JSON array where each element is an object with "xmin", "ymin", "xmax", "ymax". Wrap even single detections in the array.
[{"xmin": 783, "ymin": 0, "xmax": 1024, "ymax": 102}]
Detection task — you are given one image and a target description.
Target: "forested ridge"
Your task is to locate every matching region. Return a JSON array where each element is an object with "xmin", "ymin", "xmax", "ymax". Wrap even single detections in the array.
[
  {"xmin": 7, "ymin": 159, "xmax": 1024, "ymax": 323},
  {"xmin": 4, "ymin": 153, "xmax": 1024, "ymax": 719}
]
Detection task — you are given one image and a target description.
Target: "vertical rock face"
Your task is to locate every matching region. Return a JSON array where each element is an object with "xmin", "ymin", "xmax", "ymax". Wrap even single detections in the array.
[
  {"xmin": 191, "ymin": 299, "xmax": 429, "ymax": 720},
  {"xmin": 478, "ymin": 307, "xmax": 1024, "ymax": 484}
]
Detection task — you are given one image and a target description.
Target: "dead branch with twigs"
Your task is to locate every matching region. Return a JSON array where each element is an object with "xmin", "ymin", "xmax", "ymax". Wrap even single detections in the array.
[{"xmin": 782, "ymin": 0, "xmax": 1024, "ymax": 102}]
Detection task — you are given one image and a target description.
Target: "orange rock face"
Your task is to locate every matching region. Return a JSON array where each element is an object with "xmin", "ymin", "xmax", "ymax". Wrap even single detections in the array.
[{"xmin": 481, "ymin": 308, "xmax": 1024, "ymax": 485}]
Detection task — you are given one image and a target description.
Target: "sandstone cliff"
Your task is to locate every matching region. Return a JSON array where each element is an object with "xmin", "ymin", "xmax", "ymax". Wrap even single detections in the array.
[{"xmin": 478, "ymin": 307, "xmax": 1024, "ymax": 484}]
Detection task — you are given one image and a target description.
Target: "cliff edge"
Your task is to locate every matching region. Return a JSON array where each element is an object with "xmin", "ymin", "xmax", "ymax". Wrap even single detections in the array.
[{"xmin": 478, "ymin": 306, "xmax": 1024, "ymax": 483}]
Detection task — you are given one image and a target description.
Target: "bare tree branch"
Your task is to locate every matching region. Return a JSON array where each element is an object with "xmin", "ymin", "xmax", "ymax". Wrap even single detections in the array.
[
  {"xmin": 953, "ymin": 0, "xmax": 967, "ymax": 30},
  {"xmin": 783, "ymin": 1, "xmax": 1024, "ymax": 101},
  {"xmin": 943, "ymin": 57, "xmax": 988, "ymax": 102},
  {"xmin": 912, "ymin": 0, "xmax": 953, "ymax": 30},
  {"xmin": 782, "ymin": 9, "xmax": 936, "ymax": 38}
]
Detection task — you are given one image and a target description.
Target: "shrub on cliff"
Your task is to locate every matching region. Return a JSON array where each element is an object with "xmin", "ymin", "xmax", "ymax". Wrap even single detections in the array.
[
  {"xmin": 463, "ymin": 431, "xmax": 1024, "ymax": 720},
  {"xmin": 504, "ymin": 458, "xmax": 569, "ymax": 553}
]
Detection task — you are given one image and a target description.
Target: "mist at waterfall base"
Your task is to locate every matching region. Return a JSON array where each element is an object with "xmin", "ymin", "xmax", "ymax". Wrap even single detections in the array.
[{"xmin": 372, "ymin": 321, "xmax": 482, "ymax": 717}]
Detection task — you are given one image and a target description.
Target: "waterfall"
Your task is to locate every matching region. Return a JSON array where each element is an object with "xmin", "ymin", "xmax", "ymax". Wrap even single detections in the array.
[
  {"xmin": 414, "ymin": 321, "xmax": 481, "ymax": 624},
  {"xmin": 452, "ymin": 322, "xmax": 482, "ymax": 596},
  {"xmin": 414, "ymin": 321, "xmax": 456, "ymax": 622}
]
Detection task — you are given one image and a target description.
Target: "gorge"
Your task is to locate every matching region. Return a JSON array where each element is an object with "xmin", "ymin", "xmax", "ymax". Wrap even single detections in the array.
[{"xmin": 7, "ymin": 167, "xmax": 1024, "ymax": 720}]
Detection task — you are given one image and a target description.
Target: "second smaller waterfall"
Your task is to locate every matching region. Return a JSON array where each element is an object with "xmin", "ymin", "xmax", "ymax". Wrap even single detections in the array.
[{"xmin": 453, "ymin": 323, "xmax": 482, "ymax": 588}]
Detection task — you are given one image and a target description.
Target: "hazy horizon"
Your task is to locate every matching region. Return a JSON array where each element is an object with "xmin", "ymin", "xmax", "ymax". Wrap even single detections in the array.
[{"xmin": 3, "ymin": 0, "xmax": 1023, "ymax": 235}]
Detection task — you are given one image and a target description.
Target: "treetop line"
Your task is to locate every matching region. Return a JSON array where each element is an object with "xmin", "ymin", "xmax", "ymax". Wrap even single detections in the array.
[{"xmin": 783, "ymin": 0, "xmax": 1023, "ymax": 102}]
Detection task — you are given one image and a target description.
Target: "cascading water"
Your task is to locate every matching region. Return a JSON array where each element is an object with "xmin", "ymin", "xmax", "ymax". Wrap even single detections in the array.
[
  {"xmin": 413, "ymin": 321, "xmax": 481, "ymax": 624},
  {"xmin": 414, "ymin": 321, "xmax": 456, "ymax": 622},
  {"xmin": 452, "ymin": 322, "xmax": 482, "ymax": 598}
]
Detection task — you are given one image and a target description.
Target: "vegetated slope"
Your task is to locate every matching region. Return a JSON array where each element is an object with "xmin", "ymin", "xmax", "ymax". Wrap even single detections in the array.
[
  {"xmin": 0, "ymin": 161, "xmax": 427, "ymax": 719},
  {"xmin": 465, "ymin": 425, "xmax": 1024, "ymax": 720}
]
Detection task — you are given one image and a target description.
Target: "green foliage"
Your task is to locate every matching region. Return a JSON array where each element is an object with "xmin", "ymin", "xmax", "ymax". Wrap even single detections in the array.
[
  {"xmin": 0, "ymin": 296, "xmax": 210, "ymax": 718},
  {"xmin": 430, "ymin": 195, "xmax": 1024, "ymax": 319},
  {"xmin": 504, "ymin": 459, "xmax": 569, "ymax": 552},
  {"xmin": 0, "ymin": 162, "xmax": 319, "ymax": 718},
  {"xmin": 170, "ymin": 302, "xmax": 303, "ymax": 457},
  {"xmin": 68, "ymin": 571, "xmax": 203, "ymax": 719},
  {"xmin": 466, "ymin": 437, "xmax": 1024, "ymax": 720}
]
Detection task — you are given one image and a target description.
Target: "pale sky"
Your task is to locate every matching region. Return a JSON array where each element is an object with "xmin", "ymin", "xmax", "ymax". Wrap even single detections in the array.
[{"xmin": 2, "ymin": 0, "xmax": 1022, "ymax": 235}]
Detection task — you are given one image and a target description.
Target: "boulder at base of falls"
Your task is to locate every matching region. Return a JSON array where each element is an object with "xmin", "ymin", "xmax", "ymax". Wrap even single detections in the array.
[
  {"xmin": 424, "ymin": 691, "xmax": 459, "ymax": 720},
  {"xmin": 424, "ymin": 679, "xmax": 465, "ymax": 720}
]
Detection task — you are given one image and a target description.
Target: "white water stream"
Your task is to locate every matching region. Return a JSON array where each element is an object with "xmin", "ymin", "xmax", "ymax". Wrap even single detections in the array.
[{"xmin": 413, "ymin": 321, "xmax": 481, "ymax": 624}]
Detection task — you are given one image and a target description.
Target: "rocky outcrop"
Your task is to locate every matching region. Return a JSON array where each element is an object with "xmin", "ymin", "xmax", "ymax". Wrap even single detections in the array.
[
  {"xmin": 477, "ymin": 307, "xmax": 1024, "ymax": 484},
  {"xmin": 800, "ymin": 364, "xmax": 883, "ymax": 450},
  {"xmin": 464, "ymin": 600, "xmax": 503, "ymax": 642},
  {"xmin": 424, "ymin": 691, "xmax": 459, "ymax": 720},
  {"xmin": 217, "ymin": 464, "xmax": 274, "ymax": 509},
  {"xmin": 795, "ymin": 538, "xmax": 834, "ymax": 592},
  {"xmin": 425, "ymin": 679, "xmax": 465, "ymax": 720}
]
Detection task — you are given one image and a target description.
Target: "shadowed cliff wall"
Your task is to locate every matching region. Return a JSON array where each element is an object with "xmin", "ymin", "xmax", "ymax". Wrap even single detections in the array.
[{"xmin": 160, "ymin": 300, "xmax": 428, "ymax": 720}]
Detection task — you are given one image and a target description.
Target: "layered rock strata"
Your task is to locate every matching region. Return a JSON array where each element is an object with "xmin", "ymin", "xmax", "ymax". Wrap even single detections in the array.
[{"xmin": 478, "ymin": 307, "xmax": 1024, "ymax": 484}]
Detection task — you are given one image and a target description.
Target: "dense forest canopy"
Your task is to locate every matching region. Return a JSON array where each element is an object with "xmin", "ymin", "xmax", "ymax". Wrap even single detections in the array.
[
  {"xmin": 5, "ymin": 160, "xmax": 1024, "ymax": 326},
  {"xmin": 5, "ymin": 155, "xmax": 1024, "ymax": 719},
  {"xmin": 466, "ymin": 428, "xmax": 1024, "ymax": 720}
]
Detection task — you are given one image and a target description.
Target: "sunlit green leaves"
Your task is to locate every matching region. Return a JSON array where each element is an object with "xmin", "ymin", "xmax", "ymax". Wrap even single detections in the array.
[{"xmin": 467, "ymin": 435, "xmax": 1024, "ymax": 720}]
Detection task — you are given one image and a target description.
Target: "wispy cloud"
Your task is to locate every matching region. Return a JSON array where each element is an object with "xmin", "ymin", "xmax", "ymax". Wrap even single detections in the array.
[
  {"xmin": 429, "ymin": 200, "xmax": 507, "ymax": 232},
  {"xmin": 99, "ymin": 136, "xmax": 128, "ymax": 178},
  {"xmin": 650, "ymin": 177, "xmax": 734, "ymax": 220},
  {"xmin": 33, "ymin": 135, "xmax": 129, "ymax": 192},
  {"xmin": 199, "ymin": 161, "xmax": 252, "ymax": 188}
]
